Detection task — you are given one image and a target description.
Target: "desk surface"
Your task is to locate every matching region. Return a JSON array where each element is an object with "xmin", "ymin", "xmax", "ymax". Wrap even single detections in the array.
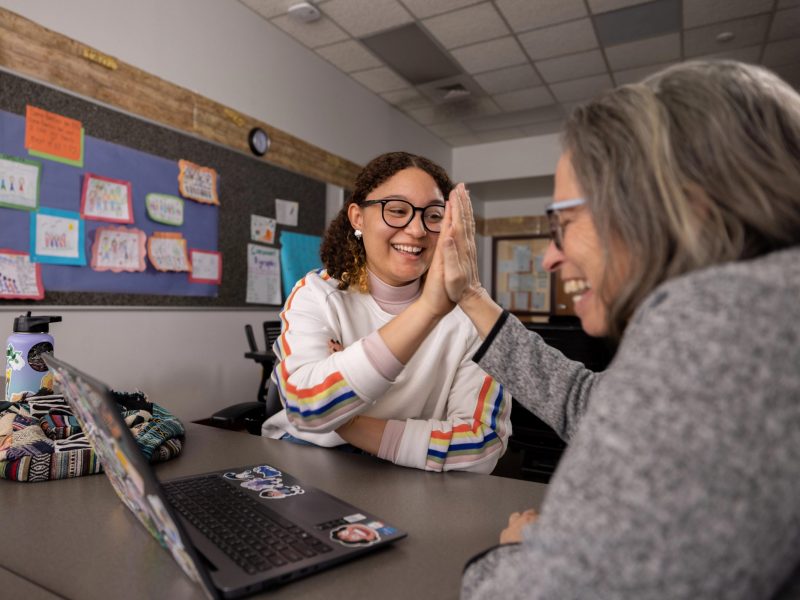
[{"xmin": 0, "ymin": 424, "xmax": 546, "ymax": 600}]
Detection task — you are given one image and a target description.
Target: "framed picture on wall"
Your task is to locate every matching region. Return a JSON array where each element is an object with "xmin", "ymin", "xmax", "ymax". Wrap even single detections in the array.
[{"xmin": 492, "ymin": 235, "xmax": 552, "ymax": 316}]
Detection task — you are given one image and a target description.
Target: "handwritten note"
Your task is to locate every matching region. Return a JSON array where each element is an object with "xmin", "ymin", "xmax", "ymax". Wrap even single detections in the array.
[
  {"xmin": 275, "ymin": 198, "xmax": 299, "ymax": 227},
  {"xmin": 178, "ymin": 159, "xmax": 219, "ymax": 205},
  {"xmin": 146, "ymin": 193, "xmax": 184, "ymax": 226},
  {"xmin": 246, "ymin": 244, "xmax": 281, "ymax": 304},
  {"xmin": 25, "ymin": 105, "xmax": 84, "ymax": 165}
]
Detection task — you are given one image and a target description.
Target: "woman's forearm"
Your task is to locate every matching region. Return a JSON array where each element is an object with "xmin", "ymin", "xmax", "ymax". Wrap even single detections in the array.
[
  {"xmin": 458, "ymin": 287, "xmax": 504, "ymax": 339},
  {"xmin": 335, "ymin": 415, "xmax": 387, "ymax": 455}
]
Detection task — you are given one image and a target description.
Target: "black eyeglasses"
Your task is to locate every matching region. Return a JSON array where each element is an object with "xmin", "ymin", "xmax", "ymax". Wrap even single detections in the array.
[
  {"xmin": 361, "ymin": 198, "xmax": 446, "ymax": 233},
  {"xmin": 545, "ymin": 198, "xmax": 585, "ymax": 250}
]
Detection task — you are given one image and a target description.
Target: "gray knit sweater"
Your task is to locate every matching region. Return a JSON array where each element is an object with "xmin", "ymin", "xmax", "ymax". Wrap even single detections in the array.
[{"xmin": 463, "ymin": 247, "xmax": 800, "ymax": 599}]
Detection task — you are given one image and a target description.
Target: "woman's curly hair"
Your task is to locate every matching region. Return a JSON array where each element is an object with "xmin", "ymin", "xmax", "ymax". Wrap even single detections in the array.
[{"xmin": 320, "ymin": 152, "xmax": 453, "ymax": 292}]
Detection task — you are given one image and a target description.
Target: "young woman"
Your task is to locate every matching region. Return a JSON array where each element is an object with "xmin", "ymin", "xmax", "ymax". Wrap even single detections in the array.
[
  {"xmin": 436, "ymin": 61, "xmax": 800, "ymax": 598},
  {"xmin": 261, "ymin": 152, "xmax": 511, "ymax": 474}
]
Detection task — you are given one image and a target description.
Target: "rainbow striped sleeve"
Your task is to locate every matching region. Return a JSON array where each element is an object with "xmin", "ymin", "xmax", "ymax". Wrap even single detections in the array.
[
  {"xmin": 425, "ymin": 375, "xmax": 510, "ymax": 472},
  {"xmin": 274, "ymin": 270, "xmax": 365, "ymax": 432}
]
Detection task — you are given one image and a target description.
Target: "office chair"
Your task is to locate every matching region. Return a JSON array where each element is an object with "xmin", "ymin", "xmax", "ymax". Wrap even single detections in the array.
[{"xmin": 209, "ymin": 320, "xmax": 283, "ymax": 435}]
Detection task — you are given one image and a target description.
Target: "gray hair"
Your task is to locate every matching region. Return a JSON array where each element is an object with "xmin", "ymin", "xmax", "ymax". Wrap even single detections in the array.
[{"xmin": 562, "ymin": 60, "xmax": 800, "ymax": 340}]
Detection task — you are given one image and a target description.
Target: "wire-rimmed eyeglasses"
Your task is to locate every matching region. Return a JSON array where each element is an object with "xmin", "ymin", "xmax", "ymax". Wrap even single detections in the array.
[
  {"xmin": 546, "ymin": 198, "xmax": 585, "ymax": 250},
  {"xmin": 361, "ymin": 198, "xmax": 446, "ymax": 233}
]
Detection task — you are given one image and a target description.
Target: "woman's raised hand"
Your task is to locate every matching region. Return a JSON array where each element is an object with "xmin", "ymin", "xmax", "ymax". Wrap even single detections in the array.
[{"xmin": 441, "ymin": 183, "xmax": 485, "ymax": 304}]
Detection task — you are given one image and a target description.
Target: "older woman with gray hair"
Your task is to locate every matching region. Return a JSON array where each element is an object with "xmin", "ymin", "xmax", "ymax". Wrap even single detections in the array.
[{"xmin": 432, "ymin": 61, "xmax": 800, "ymax": 598}]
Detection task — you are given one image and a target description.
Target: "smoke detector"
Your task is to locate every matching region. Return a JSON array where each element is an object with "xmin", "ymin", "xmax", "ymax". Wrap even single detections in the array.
[{"xmin": 288, "ymin": 2, "xmax": 321, "ymax": 23}]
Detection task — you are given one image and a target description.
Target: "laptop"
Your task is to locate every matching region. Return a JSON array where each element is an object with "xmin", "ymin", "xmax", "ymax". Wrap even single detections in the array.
[{"xmin": 43, "ymin": 353, "xmax": 406, "ymax": 599}]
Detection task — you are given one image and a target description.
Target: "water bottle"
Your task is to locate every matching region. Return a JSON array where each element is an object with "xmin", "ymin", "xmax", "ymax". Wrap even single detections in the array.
[{"xmin": 4, "ymin": 311, "xmax": 62, "ymax": 402}]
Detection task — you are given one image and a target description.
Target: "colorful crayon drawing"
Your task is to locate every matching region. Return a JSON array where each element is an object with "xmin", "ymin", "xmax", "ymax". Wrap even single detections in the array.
[
  {"xmin": 81, "ymin": 173, "xmax": 134, "ymax": 223},
  {"xmin": 0, "ymin": 154, "xmax": 40, "ymax": 211},
  {"xmin": 0, "ymin": 249, "xmax": 44, "ymax": 300},
  {"xmin": 145, "ymin": 193, "xmax": 184, "ymax": 226},
  {"xmin": 147, "ymin": 232, "xmax": 190, "ymax": 272},
  {"xmin": 30, "ymin": 208, "xmax": 86, "ymax": 266},
  {"xmin": 90, "ymin": 226, "xmax": 147, "ymax": 273}
]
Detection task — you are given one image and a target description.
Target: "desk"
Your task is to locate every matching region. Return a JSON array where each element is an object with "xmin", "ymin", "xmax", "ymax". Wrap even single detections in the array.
[{"xmin": 0, "ymin": 424, "xmax": 546, "ymax": 599}]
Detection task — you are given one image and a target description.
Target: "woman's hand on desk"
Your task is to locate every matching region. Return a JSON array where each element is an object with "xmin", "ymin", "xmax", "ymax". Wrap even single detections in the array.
[{"xmin": 500, "ymin": 508, "xmax": 538, "ymax": 544}]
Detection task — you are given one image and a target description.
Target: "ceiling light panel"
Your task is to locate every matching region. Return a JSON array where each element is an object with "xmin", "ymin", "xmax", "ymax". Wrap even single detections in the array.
[
  {"xmin": 604, "ymin": 32, "xmax": 681, "ymax": 71},
  {"xmin": 361, "ymin": 23, "xmax": 462, "ymax": 85},
  {"xmin": 587, "ymin": 0, "xmax": 653, "ymax": 14},
  {"xmin": 593, "ymin": 0, "xmax": 680, "ymax": 46}
]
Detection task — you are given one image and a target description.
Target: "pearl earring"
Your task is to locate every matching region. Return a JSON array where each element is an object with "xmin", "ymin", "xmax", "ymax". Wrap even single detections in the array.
[{"xmin": 354, "ymin": 229, "xmax": 362, "ymax": 239}]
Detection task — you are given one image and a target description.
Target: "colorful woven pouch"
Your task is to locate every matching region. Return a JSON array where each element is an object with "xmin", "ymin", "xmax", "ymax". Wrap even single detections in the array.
[{"xmin": 0, "ymin": 390, "xmax": 184, "ymax": 482}]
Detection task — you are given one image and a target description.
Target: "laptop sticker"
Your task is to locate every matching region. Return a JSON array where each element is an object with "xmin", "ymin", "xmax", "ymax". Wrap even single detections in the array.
[
  {"xmin": 330, "ymin": 523, "xmax": 381, "ymax": 547},
  {"xmin": 223, "ymin": 465, "xmax": 305, "ymax": 499}
]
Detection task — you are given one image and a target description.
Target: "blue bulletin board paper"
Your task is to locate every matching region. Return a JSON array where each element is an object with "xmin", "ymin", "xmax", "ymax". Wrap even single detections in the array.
[
  {"xmin": 0, "ymin": 109, "xmax": 218, "ymax": 297},
  {"xmin": 279, "ymin": 231, "xmax": 322, "ymax": 298}
]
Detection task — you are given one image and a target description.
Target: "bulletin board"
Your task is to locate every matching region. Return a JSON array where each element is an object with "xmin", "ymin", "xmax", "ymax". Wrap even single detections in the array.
[
  {"xmin": 492, "ymin": 235, "xmax": 552, "ymax": 316},
  {"xmin": 0, "ymin": 69, "xmax": 326, "ymax": 307}
]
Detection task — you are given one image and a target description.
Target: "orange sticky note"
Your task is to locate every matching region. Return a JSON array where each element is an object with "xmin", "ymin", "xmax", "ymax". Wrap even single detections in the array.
[{"xmin": 24, "ymin": 105, "xmax": 83, "ymax": 162}]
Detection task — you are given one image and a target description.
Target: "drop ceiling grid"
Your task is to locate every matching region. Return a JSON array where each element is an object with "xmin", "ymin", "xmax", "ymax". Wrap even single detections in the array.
[{"xmin": 238, "ymin": 0, "xmax": 798, "ymax": 147}]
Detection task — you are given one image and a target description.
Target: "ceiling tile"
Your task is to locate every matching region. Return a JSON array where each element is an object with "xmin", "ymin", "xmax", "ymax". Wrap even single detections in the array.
[
  {"xmin": 409, "ymin": 97, "xmax": 501, "ymax": 124},
  {"xmin": 612, "ymin": 61, "xmax": 677, "ymax": 85},
  {"xmin": 240, "ymin": 0, "xmax": 308, "ymax": 19},
  {"xmin": 778, "ymin": 0, "xmax": 800, "ymax": 7},
  {"xmin": 381, "ymin": 88, "xmax": 430, "ymax": 110},
  {"xmin": 476, "ymin": 127, "xmax": 528, "ymax": 143},
  {"xmin": 697, "ymin": 44, "xmax": 762, "ymax": 63},
  {"xmin": 428, "ymin": 121, "xmax": 473, "ymax": 136},
  {"xmin": 495, "ymin": 0, "xmax": 588, "ymax": 32},
  {"xmin": 763, "ymin": 38, "xmax": 800, "ymax": 67},
  {"xmin": 400, "ymin": 0, "xmax": 483, "ymax": 19},
  {"xmin": 467, "ymin": 105, "xmax": 564, "ymax": 131},
  {"xmin": 684, "ymin": 15, "xmax": 771, "ymax": 57},
  {"xmin": 549, "ymin": 73, "xmax": 614, "ymax": 102},
  {"xmin": 587, "ymin": 0, "xmax": 653, "ymax": 14},
  {"xmin": 452, "ymin": 36, "xmax": 528, "ymax": 74},
  {"xmin": 408, "ymin": 105, "xmax": 443, "ymax": 125},
  {"xmin": 770, "ymin": 8, "xmax": 800, "ymax": 41},
  {"xmin": 351, "ymin": 67, "xmax": 409, "ymax": 93},
  {"xmin": 536, "ymin": 49, "xmax": 608, "ymax": 84},
  {"xmin": 444, "ymin": 133, "xmax": 481, "ymax": 146},
  {"xmin": 519, "ymin": 120, "xmax": 565, "ymax": 136},
  {"xmin": 422, "ymin": 3, "xmax": 509, "ymax": 49},
  {"xmin": 323, "ymin": 0, "xmax": 413, "ymax": 37},
  {"xmin": 493, "ymin": 86, "xmax": 555, "ymax": 111},
  {"xmin": 518, "ymin": 19, "xmax": 599, "ymax": 60},
  {"xmin": 316, "ymin": 40, "xmax": 382, "ymax": 72},
  {"xmin": 270, "ymin": 14, "xmax": 349, "ymax": 48},
  {"xmin": 683, "ymin": 0, "xmax": 774, "ymax": 28},
  {"xmin": 593, "ymin": 0, "xmax": 680, "ymax": 46},
  {"xmin": 474, "ymin": 64, "xmax": 543, "ymax": 94},
  {"xmin": 605, "ymin": 32, "xmax": 680, "ymax": 71}
]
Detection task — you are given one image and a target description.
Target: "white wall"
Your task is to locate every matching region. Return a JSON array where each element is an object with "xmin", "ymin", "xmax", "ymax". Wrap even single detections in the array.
[{"xmin": 0, "ymin": 0, "xmax": 450, "ymax": 169}]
